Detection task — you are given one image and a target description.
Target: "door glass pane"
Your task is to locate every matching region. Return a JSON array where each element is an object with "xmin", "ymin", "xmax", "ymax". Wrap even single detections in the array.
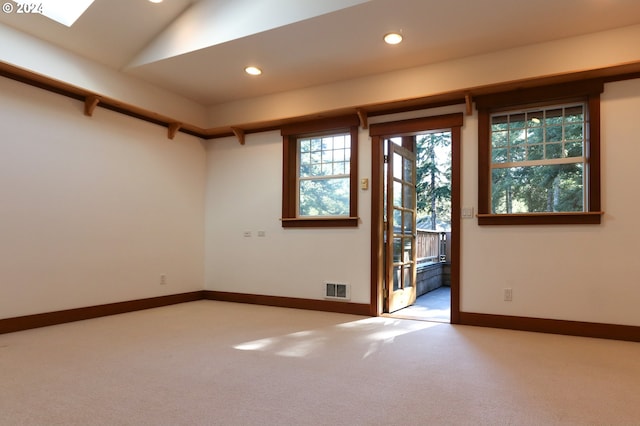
[
  {"xmin": 403, "ymin": 266, "xmax": 412, "ymax": 288},
  {"xmin": 403, "ymin": 184, "xmax": 413, "ymax": 208},
  {"xmin": 393, "ymin": 153, "xmax": 402, "ymax": 179},
  {"xmin": 393, "ymin": 209, "xmax": 402, "ymax": 231},
  {"xmin": 403, "ymin": 238, "xmax": 413, "ymax": 262},
  {"xmin": 393, "ymin": 181, "xmax": 402, "ymax": 207},
  {"xmin": 404, "ymin": 211, "xmax": 414, "ymax": 233},
  {"xmin": 393, "ymin": 266, "xmax": 401, "ymax": 291},
  {"xmin": 393, "ymin": 238, "xmax": 402, "ymax": 262},
  {"xmin": 403, "ymin": 157, "xmax": 412, "ymax": 181}
]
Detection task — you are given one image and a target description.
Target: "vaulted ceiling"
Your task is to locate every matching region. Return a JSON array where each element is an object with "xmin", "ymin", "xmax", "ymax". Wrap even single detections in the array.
[{"xmin": 3, "ymin": 0, "xmax": 640, "ymax": 109}]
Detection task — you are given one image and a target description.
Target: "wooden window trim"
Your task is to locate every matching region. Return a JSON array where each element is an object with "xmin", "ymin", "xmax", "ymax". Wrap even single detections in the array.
[
  {"xmin": 281, "ymin": 115, "xmax": 359, "ymax": 228},
  {"xmin": 476, "ymin": 81, "xmax": 604, "ymax": 225}
]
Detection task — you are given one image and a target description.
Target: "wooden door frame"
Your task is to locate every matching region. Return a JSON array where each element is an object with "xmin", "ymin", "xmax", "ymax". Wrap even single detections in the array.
[{"xmin": 369, "ymin": 113, "xmax": 463, "ymax": 322}]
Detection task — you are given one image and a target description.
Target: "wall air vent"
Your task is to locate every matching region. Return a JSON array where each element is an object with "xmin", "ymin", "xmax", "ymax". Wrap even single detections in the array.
[{"xmin": 324, "ymin": 282, "xmax": 350, "ymax": 301}]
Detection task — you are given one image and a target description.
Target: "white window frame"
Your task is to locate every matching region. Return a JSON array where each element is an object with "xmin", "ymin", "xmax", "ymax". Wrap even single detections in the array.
[{"xmin": 489, "ymin": 102, "xmax": 588, "ymax": 214}]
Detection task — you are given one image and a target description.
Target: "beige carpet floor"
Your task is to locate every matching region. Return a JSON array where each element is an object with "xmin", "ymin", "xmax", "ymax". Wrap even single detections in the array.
[{"xmin": 1, "ymin": 300, "xmax": 639, "ymax": 425}]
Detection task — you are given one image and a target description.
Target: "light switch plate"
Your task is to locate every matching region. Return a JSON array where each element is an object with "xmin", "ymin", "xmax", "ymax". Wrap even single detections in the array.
[{"xmin": 461, "ymin": 207, "xmax": 474, "ymax": 218}]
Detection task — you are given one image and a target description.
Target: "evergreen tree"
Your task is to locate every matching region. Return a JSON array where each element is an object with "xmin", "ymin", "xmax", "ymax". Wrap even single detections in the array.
[{"xmin": 416, "ymin": 132, "xmax": 451, "ymax": 230}]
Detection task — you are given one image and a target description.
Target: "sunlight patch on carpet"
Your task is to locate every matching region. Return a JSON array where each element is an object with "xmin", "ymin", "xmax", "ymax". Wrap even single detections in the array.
[{"xmin": 233, "ymin": 317, "xmax": 442, "ymax": 358}]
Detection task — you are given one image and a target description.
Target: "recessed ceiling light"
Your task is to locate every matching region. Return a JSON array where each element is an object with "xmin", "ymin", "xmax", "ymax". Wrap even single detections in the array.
[
  {"xmin": 149, "ymin": 0, "xmax": 163, "ymax": 3},
  {"xmin": 245, "ymin": 66, "xmax": 262, "ymax": 76},
  {"xmin": 384, "ymin": 32, "xmax": 403, "ymax": 45}
]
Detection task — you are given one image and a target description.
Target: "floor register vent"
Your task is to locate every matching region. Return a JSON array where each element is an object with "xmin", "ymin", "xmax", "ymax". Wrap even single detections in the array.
[{"xmin": 325, "ymin": 282, "xmax": 350, "ymax": 301}]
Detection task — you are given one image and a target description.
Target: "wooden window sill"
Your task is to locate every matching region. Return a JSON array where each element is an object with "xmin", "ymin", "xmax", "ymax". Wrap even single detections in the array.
[
  {"xmin": 477, "ymin": 212, "xmax": 604, "ymax": 225},
  {"xmin": 281, "ymin": 217, "xmax": 359, "ymax": 228}
]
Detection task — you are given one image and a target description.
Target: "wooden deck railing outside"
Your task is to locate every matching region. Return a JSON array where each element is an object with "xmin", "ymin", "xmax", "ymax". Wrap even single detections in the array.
[{"xmin": 416, "ymin": 229, "xmax": 449, "ymax": 263}]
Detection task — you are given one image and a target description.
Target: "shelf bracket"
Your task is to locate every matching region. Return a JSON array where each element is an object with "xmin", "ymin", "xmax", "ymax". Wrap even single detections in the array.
[
  {"xmin": 231, "ymin": 127, "xmax": 245, "ymax": 145},
  {"xmin": 168, "ymin": 122, "xmax": 182, "ymax": 140},
  {"xmin": 356, "ymin": 108, "xmax": 368, "ymax": 129},
  {"xmin": 84, "ymin": 95, "xmax": 100, "ymax": 117},
  {"xmin": 465, "ymin": 93, "xmax": 473, "ymax": 116}
]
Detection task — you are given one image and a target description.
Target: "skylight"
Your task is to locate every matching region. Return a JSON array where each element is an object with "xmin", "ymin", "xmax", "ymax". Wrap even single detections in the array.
[{"xmin": 14, "ymin": 0, "xmax": 95, "ymax": 27}]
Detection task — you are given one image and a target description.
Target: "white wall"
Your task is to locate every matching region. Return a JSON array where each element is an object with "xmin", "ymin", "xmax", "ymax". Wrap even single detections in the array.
[
  {"xmin": 0, "ymin": 24, "xmax": 208, "ymax": 127},
  {"xmin": 205, "ymin": 130, "xmax": 371, "ymax": 303},
  {"xmin": 0, "ymin": 77, "xmax": 206, "ymax": 319},
  {"xmin": 205, "ymin": 79, "xmax": 640, "ymax": 327}
]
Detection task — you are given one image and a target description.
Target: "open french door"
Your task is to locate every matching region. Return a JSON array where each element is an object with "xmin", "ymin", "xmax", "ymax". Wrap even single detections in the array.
[{"xmin": 384, "ymin": 141, "xmax": 417, "ymax": 313}]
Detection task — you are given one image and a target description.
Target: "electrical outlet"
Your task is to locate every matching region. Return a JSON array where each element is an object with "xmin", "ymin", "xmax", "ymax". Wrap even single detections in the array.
[
  {"xmin": 160, "ymin": 274, "xmax": 167, "ymax": 285},
  {"xmin": 243, "ymin": 231, "xmax": 252, "ymax": 237},
  {"xmin": 504, "ymin": 288, "xmax": 512, "ymax": 301}
]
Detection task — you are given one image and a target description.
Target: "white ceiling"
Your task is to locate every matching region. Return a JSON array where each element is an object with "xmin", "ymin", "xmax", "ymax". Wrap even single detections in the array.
[{"xmin": 3, "ymin": 0, "xmax": 640, "ymax": 107}]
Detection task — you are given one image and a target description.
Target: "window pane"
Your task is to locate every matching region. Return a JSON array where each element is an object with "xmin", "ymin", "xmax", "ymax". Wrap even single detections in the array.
[
  {"xmin": 527, "ymin": 110, "xmax": 544, "ymax": 127},
  {"xmin": 546, "ymin": 143, "xmax": 563, "ymax": 159},
  {"xmin": 565, "ymin": 123, "xmax": 583, "ymax": 141},
  {"xmin": 491, "ymin": 164, "xmax": 584, "ymax": 214},
  {"xmin": 311, "ymin": 150, "xmax": 321, "ymax": 165},
  {"xmin": 510, "ymin": 146, "xmax": 526, "ymax": 162},
  {"xmin": 299, "ymin": 177, "xmax": 349, "ymax": 216},
  {"xmin": 492, "ymin": 148, "xmax": 508, "ymax": 163},
  {"xmin": 492, "ymin": 115, "xmax": 509, "ymax": 131},
  {"xmin": 528, "ymin": 145, "xmax": 544, "ymax": 160},
  {"xmin": 299, "ymin": 153, "xmax": 312, "ymax": 177},
  {"xmin": 510, "ymin": 113, "xmax": 526, "ymax": 129},
  {"xmin": 566, "ymin": 141, "xmax": 583, "ymax": 158},
  {"xmin": 321, "ymin": 163, "xmax": 333, "ymax": 176},
  {"xmin": 565, "ymin": 105, "xmax": 584, "ymax": 122},
  {"xmin": 492, "ymin": 131, "xmax": 508, "ymax": 148},
  {"xmin": 546, "ymin": 126, "xmax": 562, "ymax": 142},
  {"xmin": 527, "ymin": 127, "xmax": 543, "ymax": 144},
  {"xmin": 300, "ymin": 152, "xmax": 311, "ymax": 165},
  {"xmin": 510, "ymin": 129, "xmax": 526, "ymax": 145},
  {"xmin": 545, "ymin": 108, "xmax": 563, "ymax": 125}
]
